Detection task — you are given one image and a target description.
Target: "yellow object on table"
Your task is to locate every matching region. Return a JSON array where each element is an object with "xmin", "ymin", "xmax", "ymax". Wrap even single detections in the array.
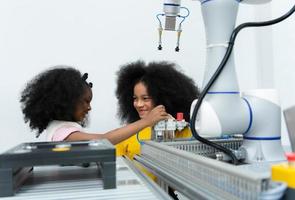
[{"xmin": 272, "ymin": 153, "xmax": 295, "ymax": 189}]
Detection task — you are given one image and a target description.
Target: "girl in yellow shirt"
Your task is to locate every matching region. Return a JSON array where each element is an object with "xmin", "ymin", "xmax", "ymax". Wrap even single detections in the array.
[
  {"xmin": 115, "ymin": 60, "xmax": 199, "ymax": 159},
  {"xmin": 115, "ymin": 60, "xmax": 199, "ymax": 200}
]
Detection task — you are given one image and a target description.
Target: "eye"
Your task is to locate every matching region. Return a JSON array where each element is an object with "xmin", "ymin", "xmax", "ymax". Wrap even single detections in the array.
[{"xmin": 143, "ymin": 96, "xmax": 152, "ymax": 101}]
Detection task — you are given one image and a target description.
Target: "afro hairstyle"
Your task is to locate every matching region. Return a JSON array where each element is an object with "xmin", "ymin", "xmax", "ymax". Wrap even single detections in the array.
[
  {"xmin": 115, "ymin": 60, "xmax": 200, "ymax": 123},
  {"xmin": 20, "ymin": 66, "xmax": 92, "ymax": 137}
]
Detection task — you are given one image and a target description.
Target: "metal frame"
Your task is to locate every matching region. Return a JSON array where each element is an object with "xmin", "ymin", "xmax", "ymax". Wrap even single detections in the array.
[{"xmin": 137, "ymin": 140, "xmax": 271, "ymax": 200}]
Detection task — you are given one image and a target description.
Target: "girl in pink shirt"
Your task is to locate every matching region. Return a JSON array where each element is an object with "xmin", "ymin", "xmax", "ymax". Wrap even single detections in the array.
[{"xmin": 20, "ymin": 66, "xmax": 168, "ymax": 144}]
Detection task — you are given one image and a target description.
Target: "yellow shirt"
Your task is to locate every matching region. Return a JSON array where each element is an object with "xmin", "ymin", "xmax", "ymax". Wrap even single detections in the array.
[{"xmin": 115, "ymin": 126, "xmax": 192, "ymax": 180}]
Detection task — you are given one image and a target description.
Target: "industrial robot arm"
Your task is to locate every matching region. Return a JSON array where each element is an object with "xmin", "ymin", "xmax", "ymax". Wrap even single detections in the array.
[{"xmin": 157, "ymin": 0, "xmax": 295, "ymax": 164}]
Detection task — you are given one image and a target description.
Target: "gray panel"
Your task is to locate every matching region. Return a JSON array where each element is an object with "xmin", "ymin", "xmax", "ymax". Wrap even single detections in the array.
[{"xmin": 283, "ymin": 105, "xmax": 295, "ymax": 151}]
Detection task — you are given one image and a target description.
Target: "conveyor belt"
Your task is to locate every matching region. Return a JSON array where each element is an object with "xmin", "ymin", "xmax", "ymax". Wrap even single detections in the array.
[
  {"xmin": 1, "ymin": 157, "xmax": 170, "ymax": 200},
  {"xmin": 137, "ymin": 140, "xmax": 287, "ymax": 200}
]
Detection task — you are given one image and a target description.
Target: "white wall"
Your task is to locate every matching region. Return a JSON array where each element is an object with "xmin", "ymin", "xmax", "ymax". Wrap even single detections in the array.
[{"xmin": 0, "ymin": 0, "xmax": 294, "ymax": 152}]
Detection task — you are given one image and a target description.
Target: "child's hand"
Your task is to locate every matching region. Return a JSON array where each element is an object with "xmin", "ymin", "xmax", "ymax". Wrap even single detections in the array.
[{"xmin": 144, "ymin": 105, "xmax": 168, "ymax": 126}]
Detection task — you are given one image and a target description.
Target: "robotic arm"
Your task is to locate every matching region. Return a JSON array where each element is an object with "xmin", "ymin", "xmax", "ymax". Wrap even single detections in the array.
[
  {"xmin": 156, "ymin": 0, "xmax": 294, "ymax": 163},
  {"xmin": 192, "ymin": 0, "xmax": 286, "ymax": 164}
]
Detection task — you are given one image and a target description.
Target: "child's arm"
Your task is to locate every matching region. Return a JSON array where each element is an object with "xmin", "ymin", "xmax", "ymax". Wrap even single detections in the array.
[{"xmin": 65, "ymin": 105, "xmax": 168, "ymax": 144}]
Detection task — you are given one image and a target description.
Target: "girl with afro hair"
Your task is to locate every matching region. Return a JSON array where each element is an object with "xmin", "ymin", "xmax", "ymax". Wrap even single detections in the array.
[
  {"xmin": 115, "ymin": 60, "xmax": 199, "ymax": 157},
  {"xmin": 20, "ymin": 66, "xmax": 168, "ymax": 144},
  {"xmin": 115, "ymin": 60, "xmax": 199, "ymax": 200}
]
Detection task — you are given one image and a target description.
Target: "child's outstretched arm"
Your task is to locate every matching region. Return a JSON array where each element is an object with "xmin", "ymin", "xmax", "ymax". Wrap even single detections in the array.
[{"xmin": 65, "ymin": 105, "xmax": 168, "ymax": 144}]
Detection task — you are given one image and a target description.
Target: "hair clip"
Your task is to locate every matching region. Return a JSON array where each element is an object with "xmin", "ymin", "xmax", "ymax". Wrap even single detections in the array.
[
  {"xmin": 82, "ymin": 73, "xmax": 93, "ymax": 88},
  {"xmin": 82, "ymin": 73, "xmax": 88, "ymax": 81}
]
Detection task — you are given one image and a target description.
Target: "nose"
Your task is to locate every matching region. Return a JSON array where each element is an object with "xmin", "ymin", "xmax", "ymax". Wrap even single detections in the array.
[
  {"xmin": 87, "ymin": 104, "xmax": 91, "ymax": 111},
  {"xmin": 136, "ymin": 99, "xmax": 145, "ymax": 107}
]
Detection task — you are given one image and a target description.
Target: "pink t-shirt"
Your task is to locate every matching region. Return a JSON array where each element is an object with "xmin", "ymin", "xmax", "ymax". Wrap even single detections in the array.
[{"xmin": 46, "ymin": 120, "xmax": 82, "ymax": 141}]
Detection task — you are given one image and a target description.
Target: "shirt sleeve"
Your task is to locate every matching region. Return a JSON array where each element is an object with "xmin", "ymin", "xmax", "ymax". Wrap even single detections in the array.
[{"xmin": 51, "ymin": 125, "xmax": 81, "ymax": 141}]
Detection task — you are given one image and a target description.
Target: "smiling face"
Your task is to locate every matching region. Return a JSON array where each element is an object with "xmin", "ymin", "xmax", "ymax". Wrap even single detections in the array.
[
  {"xmin": 73, "ymin": 86, "xmax": 93, "ymax": 122},
  {"xmin": 133, "ymin": 82, "xmax": 155, "ymax": 119}
]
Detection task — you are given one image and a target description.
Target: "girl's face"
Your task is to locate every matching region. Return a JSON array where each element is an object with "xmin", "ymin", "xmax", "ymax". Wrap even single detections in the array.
[
  {"xmin": 74, "ymin": 87, "xmax": 92, "ymax": 122},
  {"xmin": 133, "ymin": 82, "xmax": 155, "ymax": 119}
]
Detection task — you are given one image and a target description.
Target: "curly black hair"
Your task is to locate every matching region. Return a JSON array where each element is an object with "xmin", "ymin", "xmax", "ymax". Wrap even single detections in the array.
[
  {"xmin": 116, "ymin": 60, "xmax": 200, "ymax": 123},
  {"xmin": 20, "ymin": 66, "xmax": 92, "ymax": 137}
]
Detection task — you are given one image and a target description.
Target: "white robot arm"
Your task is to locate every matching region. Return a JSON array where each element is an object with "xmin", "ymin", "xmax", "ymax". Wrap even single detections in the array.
[
  {"xmin": 193, "ymin": 0, "xmax": 285, "ymax": 164},
  {"xmin": 157, "ymin": 0, "xmax": 294, "ymax": 163}
]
